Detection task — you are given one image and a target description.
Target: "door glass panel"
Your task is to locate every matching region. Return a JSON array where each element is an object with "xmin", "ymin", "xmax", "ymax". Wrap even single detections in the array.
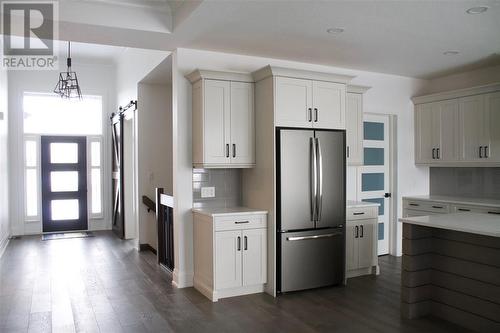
[
  {"xmin": 91, "ymin": 141, "xmax": 101, "ymax": 167},
  {"xmin": 50, "ymin": 171, "xmax": 78, "ymax": 192},
  {"xmin": 25, "ymin": 141, "xmax": 37, "ymax": 167},
  {"xmin": 361, "ymin": 173, "xmax": 384, "ymax": 191},
  {"xmin": 50, "ymin": 143, "xmax": 78, "ymax": 164},
  {"xmin": 364, "ymin": 148, "xmax": 384, "ymax": 166},
  {"xmin": 26, "ymin": 169, "xmax": 38, "ymax": 216},
  {"xmin": 91, "ymin": 169, "xmax": 102, "ymax": 214},
  {"xmin": 378, "ymin": 223, "xmax": 384, "ymax": 240},
  {"xmin": 51, "ymin": 199, "xmax": 79, "ymax": 220},
  {"xmin": 364, "ymin": 122, "xmax": 384, "ymax": 140},
  {"xmin": 362, "ymin": 198, "xmax": 384, "ymax": 215}
]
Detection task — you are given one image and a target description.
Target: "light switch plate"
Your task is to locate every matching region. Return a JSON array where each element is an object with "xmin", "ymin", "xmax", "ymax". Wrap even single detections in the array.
[{"xmin": 201, "ymin": 186, "xmax": 215, "ymax": 198}]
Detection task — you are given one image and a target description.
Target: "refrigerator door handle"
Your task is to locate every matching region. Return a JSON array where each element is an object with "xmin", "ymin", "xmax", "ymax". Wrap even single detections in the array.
[
  {"xmin": 315, "ymin": 137, "xmax": 323, "ymax": 223},
  {"xmin": 310, "ymin": 137, "xmax": 317, "ymax": 222},
  {"xmin": 287, "ymin": 232, "xmax": 342, "ymax": 241}
]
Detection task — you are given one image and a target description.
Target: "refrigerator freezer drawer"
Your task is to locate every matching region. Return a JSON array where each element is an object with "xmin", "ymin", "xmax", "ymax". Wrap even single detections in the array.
[{"xmin": 280, "ymin": 229, "xmax": 344, "ymax": 292}]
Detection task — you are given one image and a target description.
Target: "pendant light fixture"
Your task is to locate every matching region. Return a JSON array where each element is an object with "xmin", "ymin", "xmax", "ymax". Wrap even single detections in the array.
[{"xmin": 54, "ymin": 41, "xmax": 82, "ymax": 99}]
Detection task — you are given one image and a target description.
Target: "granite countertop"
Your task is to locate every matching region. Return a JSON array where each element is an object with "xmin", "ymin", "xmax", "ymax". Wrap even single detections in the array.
[
  {"xmin": 399, "ymin": 212, "xmax": 500, "ymax": 237},
  {"xmin": 403, "ymin": 195, "xmax": 500, "ymax": 208},
  {"xmin": 347, "ymin": 200, "xmax": 380, "ymax": 209},
  {"xmin": 192, "ymin": 207, "xmax": 268, "ymax": 217}
]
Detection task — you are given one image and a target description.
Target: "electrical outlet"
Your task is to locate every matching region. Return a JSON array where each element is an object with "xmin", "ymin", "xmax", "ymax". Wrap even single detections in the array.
[{"xmin": 201, "ymin": 186, "xmax": 215, "ymax": 198}]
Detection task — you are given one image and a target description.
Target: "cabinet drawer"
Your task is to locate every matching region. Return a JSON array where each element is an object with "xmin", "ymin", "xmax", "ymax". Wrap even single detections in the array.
[
  {"xmin": 214, "ymin": 214, "xmax": 267, "ymax": 231},
  {"xmin": 347, "ymin": 207, "xmax": 377, "ymax": 221},
  {"xmin": 404, "ymin": 200, "xmax": 450, "ymax": 214},
  {"xmin": 452, "ymin": 205, "xmax": 500, "ymax": 215}
]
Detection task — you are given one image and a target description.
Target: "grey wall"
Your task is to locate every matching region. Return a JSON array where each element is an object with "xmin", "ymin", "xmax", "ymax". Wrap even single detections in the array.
[
  {"xmin": 430, "ymin": 168, "xmax": 500, "ymax": 199},
  {"xmin": 0, "ymin": 61, "xmax": 9, "ymax": 254},
  {"xmin": 193, "ymin": 168, "xmax": 242, "ymax": 208}
]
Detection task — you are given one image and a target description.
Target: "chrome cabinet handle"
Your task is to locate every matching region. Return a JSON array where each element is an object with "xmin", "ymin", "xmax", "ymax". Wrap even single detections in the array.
[
  {"xmin": 237, "ymin": 236, "xmax": 241, "ymax": 251},
  {"xmin": 244, "ymin": 236, "xmax": 248, "ymax": 250},
  {"xmin": 355, "ymin": 226, "xmax": 359, "ymax": 238},
  {"xmin": 308, "ymin": 108, "xmax": 312, "ymax": 122},
  {"xmin": 287, "ymin": 232, "xmax": 342, "ymax": 242},
  {"xmin": 310, "ymin": 137, "xmax": 317, "ymax": 222},
  {"xmin": 226, "ymin": 144, "xmax": 230, "ymax": 158},
  {"xmin": 315, "ymin": 137, "xmax": 323, "ymax": 222},
  {"xmin": 232, "ymin": 144, "xmax": 236, "ymax": 158},
  {"xmin": 360, "ymin": 225, "xmax": 364, "ymax": 238},
  {"xmin": 314, "ymin": 108, "xmax": 318, "ymax": 122}
]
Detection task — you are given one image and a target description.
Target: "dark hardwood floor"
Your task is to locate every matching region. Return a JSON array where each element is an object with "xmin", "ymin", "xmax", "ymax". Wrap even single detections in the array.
[{"xmin": 0, "ymin": 231, "xmax": 470, "ymax": 333}]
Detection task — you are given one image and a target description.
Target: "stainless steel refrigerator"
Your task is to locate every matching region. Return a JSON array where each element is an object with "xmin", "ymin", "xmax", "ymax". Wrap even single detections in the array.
[{"xmin": 277, "ymin": 128, "xmax": 345, "ymax": 293}]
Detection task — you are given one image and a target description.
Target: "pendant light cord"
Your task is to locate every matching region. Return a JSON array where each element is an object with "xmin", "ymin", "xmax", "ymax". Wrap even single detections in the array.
[{"xmin": 67, "ymin": 41, "xmax": 72, "ymax": 70}]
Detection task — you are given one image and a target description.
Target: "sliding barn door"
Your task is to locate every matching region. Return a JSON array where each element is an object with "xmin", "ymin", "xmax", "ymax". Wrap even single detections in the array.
[{"xmin": 111, "ymin": 113, "xmax": 125, "ymax": 238}]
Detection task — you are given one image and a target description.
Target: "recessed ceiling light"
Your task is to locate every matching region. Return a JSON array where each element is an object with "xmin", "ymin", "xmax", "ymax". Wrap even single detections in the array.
[
  {"xmin": 443, "ymin": 50, "xmax": 460, "ymax": 56},
  {"xmin": 466, "ymin": 6, "xmax": 488, "ymax": 14},
  {"xmin": 327, "ymin": 28, "xmax": 344, "ymax": 34}
]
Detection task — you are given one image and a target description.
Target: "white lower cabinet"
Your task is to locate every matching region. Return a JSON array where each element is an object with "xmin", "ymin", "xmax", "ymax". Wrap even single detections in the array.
[
  {"xmin": 346, "ymin": 206, "xmax": 379, "ymax": 279},
  {"xmin": 193, "ymin": 211, "xmax": 267, "ymax": 302}
]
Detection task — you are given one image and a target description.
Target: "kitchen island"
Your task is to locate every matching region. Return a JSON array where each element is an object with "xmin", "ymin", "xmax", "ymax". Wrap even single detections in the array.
[{"xmin": 399, "ymin": 212, "xmax": 500, "ymax": 332}]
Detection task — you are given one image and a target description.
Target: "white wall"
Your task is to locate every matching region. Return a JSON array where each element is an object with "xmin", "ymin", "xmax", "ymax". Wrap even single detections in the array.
[
  {"xmin": 422, "ymin": 64, "xmax": 500, "ymax": 94},
  {"xmin": 7, "ymin": 62, "xmax": 116, "ymax": 235},
  {"xmin": 0, "ymin": 60, "xmax": 9, "ymax": 256},
  {"xmin": 137, "ymin": 83, "xmax": 173, "ymax": 249},
  {"xmin": 172, "ymin": 48, "xmax": 429, "ymax": 287}
]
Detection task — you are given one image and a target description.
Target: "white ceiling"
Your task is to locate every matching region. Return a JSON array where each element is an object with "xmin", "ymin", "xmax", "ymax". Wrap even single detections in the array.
[{"xmin": 55, "ymin": 41, "xmax": 127, "ymax": 65}]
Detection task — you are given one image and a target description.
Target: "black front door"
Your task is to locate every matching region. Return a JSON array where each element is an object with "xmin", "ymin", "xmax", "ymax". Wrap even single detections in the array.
[{"xmin": 41, "ymin": 136, "xmax": 88, "ymax": 232}]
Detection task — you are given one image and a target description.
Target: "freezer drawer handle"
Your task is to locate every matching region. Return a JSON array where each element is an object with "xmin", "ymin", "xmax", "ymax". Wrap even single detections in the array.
[
  {"xmin": 286, "ymin": 232, "xmax": 341, "ymax": 241},
  {"xmin": 235, "ymin": 221, "xmax": 250, "ymax": 224}
]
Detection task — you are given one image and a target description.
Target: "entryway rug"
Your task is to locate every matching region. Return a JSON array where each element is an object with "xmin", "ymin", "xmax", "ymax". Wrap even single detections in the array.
[{"xmin": 42, "ymin": 231, "xmax": 94, "ymax": 241}]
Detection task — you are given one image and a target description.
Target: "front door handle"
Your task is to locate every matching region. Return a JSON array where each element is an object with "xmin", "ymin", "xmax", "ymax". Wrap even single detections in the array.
[{"xmin": 384, "ymin": 193, "xmax": 391, "ymax": 198}]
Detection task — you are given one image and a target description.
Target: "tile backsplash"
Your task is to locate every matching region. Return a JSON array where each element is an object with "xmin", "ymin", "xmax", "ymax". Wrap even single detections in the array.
[
  {"xmin": 193, "ymin": 168, "xmax": 242, "ymax": 208},
  {"xmin": 430, "ymin": 167, "xmax": 500, "ymax": 199}
]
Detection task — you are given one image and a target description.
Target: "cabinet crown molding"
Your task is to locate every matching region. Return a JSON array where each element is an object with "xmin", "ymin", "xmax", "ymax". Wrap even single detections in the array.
[
  {"xmin": 412, "ymin": 82, "xmax": 500, "ymax": 105},
  {"xmin": 252, "ymin": 65, "xmax": 355, "ymax": 84},
  {"xmin": 186, "ymin": 69, "xmax": 254, "ymax": 84},
  {"xmin": 347, "ymin": 85, "xmax": 371, "ymax": 94}
]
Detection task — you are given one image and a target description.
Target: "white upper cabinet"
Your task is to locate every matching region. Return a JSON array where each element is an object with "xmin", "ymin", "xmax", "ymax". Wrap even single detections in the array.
[
  {"xmin": 413, "ymin": 83, "xmax": 500, "ymax": 166},
  {"xmin": 275, "ymin": 77, "xmax": 313, "ymax": 127},
  {"xmin": 312, "ymin": 81, "xmax": 346, "ymax": 129},
  {"xmin": 346, "ymin": 86, "xmax": 370, "ymax": 165},
  {"xmin": 188, "ymin": 70, "xmax": 255, "ymax": 168}
]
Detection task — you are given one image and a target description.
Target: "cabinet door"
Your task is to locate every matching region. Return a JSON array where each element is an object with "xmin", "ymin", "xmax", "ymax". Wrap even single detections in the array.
[
  {"xmin": 459, "ymin": 95, "xmax": 485, "ymax": 161},
  {"xmin": 242, "ymin": 229, "xmax": 267, "ymax": 286},
  {"xmin": 204, "ymin": 80, "xmax": 231, "ymax": 165},
  {"xmin": 275, "ymin": 77, "xmax": 313, "ymax": 127},
  {"xmin": 438, "ymin": 100, "xmax": 459, "ymax": 162},
  {"xmin": 312, "ymin": 81, "xmax": 346, "ymax": 129},
  {"xmin": 215, "ymin": 230, "xmax": 242, "ymax": 290},
  {"xmin": 484, "ymin": 92, "xmax": 500, "ymax": 162},
  {"xmin": 346, "ymin": 93, "xmax": 363, "ymax": 165},
  {"xmin": 230, "ymin": 82, "xmax": 255, "ymax": 165},
  {"xmin": 357, "ymin": 221, "xmax": 375, "ymax": 269},
  {"xmin": 415, "ymin": 103, "xmax": 436, "ymax": 163},
  {"xmin": 346, "ymin": 222, "xmax": 358, "ymax": 271}
]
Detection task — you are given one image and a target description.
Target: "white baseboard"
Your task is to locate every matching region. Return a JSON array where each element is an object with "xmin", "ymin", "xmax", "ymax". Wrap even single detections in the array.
[{"xmin": 172, "ymin": 269, "xmax": 194, "ymax": 288}]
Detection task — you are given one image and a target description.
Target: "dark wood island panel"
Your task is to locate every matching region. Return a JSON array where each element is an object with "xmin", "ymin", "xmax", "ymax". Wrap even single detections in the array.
[{"xmin": 401, "ymin": 223, "xmax": 500, "ymax": 332}]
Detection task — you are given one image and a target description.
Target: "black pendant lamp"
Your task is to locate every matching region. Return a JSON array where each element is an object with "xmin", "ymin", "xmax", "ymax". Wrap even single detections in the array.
[{"xmin": 54, "ymin": 41, "xmax": 82, "ymax": 99}]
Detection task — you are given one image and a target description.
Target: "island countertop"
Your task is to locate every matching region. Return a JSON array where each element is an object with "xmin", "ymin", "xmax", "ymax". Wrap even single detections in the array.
[{"xmin": 399, "ymin": 212, "xmax": 500, "ymax": 237}]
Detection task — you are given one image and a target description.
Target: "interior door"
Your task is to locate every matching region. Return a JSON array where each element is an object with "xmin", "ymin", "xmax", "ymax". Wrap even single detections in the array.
[
  {"xmin": 357, "ymin": 114, "xmax": 391, "ymax": 255},
  {"xmin": 111, "ymin": 113, "xmax": 125, "ymax": 238},
  {"xmin": 41, "ymin": 136, "xmax": 88, "ymax": 232},
  {"xmin": 230, "ymin": 81, "xmax": 254, "ymax": 165},
  {"xmin": 279, "ymin": 129, "xmax": 315, "ymax": 231},
  {"xmin": 312, "ymin": 81, "xmax": 345, "ymax": 129}
]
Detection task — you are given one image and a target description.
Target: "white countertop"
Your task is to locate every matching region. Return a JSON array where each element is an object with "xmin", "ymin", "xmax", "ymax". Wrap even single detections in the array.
[
  {"xmin": 403, "ymin": 195, "xmax": 500, "ymax": 208},
  {"xmin": 347, "ymin": 200, "xmax": 380, "ymax": 209},
  {"xmin": 192, "ymin": 207, "xmax": 268, "ymax": 217},
  {"xmin": 399, "ymin": 212, "xmax": 500, "ymax": 237}
]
